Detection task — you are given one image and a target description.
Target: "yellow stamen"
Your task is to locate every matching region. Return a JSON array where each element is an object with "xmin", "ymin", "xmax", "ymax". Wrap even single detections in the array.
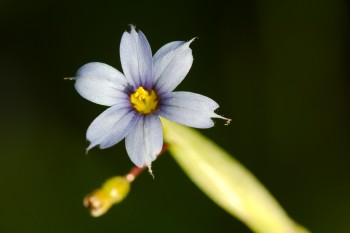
[{"xmin": 130, "ymin": 87, "xmax": 158, "ymax": 114}]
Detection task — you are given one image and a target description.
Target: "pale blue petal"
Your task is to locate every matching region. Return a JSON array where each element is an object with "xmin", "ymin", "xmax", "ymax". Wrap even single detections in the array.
[
  {"xmin": 120, "ymin": 25, "xmax": 153, "ymax": 90},
  {"xmin": 159, "ymin": 92, "xmax": 228, "ymax": 128},
  {"xmin": 153, "ymin": 39, "xmax": 195, "ymax": 94},
  {"xmin": 153, "ymin": 41, "xmax": 183, "ymax": 82},
  {"xmin": 86, "ymin": 104, "xmax": 140, "ymax": 150},
  {"xmin": 75, "ymin": 62, "xmax": 128, "ymax": 106},
  {"xmin": 125, "ymin": 115, "xmax": 163, "ymax": 167}
]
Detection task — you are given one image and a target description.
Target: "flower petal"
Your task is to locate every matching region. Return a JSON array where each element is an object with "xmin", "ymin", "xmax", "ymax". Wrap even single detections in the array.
[
  {"xmin": 75, "ymin": 62, "xmax": 128, "ymax": 106},
  {"xmin": 153, "ymin": 39, "xmax": 195, "ymax": 94},
  {"xmin": 152, "ymin": 41, "xmax": 183, "ymax": 81},
  {"xmin": 159, "ymin": 92, "xmax": 228, "ymax": 128},
  {"xmin": 120, "ymin": 25, "xmax": 153, "ymax": 90},
  {"xmin": 86, "ymin": 103, "xmax": 140, "ymax": 150},
  {"xmin": 125, "ymin": 115, "xmax": 163, "ymax": 167}
]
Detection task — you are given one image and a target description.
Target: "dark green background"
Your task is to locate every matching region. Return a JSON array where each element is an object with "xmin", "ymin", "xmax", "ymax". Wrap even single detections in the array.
[{"xmin": 1, "ymin": 0, "xmax": 349, "ymax": 232}]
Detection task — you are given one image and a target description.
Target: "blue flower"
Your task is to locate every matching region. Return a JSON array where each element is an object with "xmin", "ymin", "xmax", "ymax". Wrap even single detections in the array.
[{"xmin": 74, "ymin": 25, "xmax": 230, "ymax": 168}]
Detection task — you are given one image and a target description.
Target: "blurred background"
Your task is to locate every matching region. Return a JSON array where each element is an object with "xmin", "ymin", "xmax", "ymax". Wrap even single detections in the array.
[{"xmin": 0, "ymin": 0, "xmax": 349, "ymax": 232}]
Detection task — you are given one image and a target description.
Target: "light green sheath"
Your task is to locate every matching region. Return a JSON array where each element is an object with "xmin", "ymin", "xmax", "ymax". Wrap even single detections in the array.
[{"xmin": 161, "ymin": 118, "xmax": 310, "ymax": 233}]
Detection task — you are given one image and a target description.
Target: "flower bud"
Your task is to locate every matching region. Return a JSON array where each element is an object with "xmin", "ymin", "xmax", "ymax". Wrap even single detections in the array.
[{"xmin": 83, "ymin": 176, "xmax": 130, "ymax": 217}]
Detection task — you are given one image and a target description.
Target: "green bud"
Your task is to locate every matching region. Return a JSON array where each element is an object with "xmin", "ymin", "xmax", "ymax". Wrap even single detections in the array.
[{"xmin": 84, "ymin": 176, "xmax": 130, "ymax": 217}]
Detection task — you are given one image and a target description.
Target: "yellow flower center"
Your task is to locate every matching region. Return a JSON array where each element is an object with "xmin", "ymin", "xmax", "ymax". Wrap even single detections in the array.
[{"xmin": 130, "ymin": 87, "xmax": 158, "ymax": 114}]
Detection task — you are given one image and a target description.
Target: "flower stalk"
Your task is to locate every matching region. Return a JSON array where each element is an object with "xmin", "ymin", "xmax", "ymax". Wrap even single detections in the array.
[{"xmin": 83, "ymin": 144, "xmax": 168, "ymax": 217}]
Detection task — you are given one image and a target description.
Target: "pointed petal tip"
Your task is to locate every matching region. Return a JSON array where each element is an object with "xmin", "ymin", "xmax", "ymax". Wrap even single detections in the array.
[
  {"xmin": 153, "ymin": 39, "xmax": 195, "ymax": 93},
  {"xmin": 85, "ymin": 146, "xmax": 92, "ymax": 156},
  {"xmin": 187, "ymin": 37, "xmax": 198, "ymax": 46},
  {"xmin": 86, "ymin": 142, "xmax": 96, "ymax": 153},
  {"xmin": 64, "ymin": 77, "xmax": 75, "ymax": 81},
  {"xmin": 188, "ymin": 37, "xmax": 197, "ymax": 44},
  {"xmin": 126, "ymin": 24, "xmax": 144, "ymax": 36},
  {"xmin": 213, "ymin": 113, "xmax": 232, "ymax": 126},
  {"xmin": 224, "ymin": 118, "xmax": 232, "ymax": 126},
  {"xmin": 148, "ymin": 166, "xmax": 155, "ymax": 179},
  {"xmin": 128, "ymin": 144, "xmax": 162, "ymax": 168},
  {"xmin": 182, "ymin": 37, "xmax": 196, "ymax": 50},
  {"xmin": 127, "ymin": 24, "xmax": 137, "ymax": 33}
]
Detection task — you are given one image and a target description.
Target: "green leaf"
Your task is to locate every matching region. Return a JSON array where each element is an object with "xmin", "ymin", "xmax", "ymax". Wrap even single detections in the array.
[{"xmin": 161, "ymin": 118, "xmax": 310, "ymax": 233}]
